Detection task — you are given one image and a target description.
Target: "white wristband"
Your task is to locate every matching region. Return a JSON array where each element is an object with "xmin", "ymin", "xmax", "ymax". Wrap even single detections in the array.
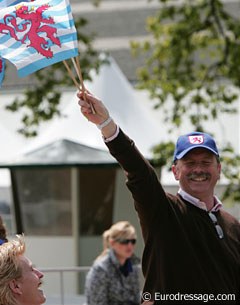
[
  {"xmin": 97, "ymin": 117, "xmax": 112, "ymax": 130},
  {"xmin": 104, "ymin": 125, "xmax": 119, "ymax": 142}
]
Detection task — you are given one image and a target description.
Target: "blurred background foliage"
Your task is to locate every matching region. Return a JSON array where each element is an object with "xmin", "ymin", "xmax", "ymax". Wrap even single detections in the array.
[
  {"xmin": 3, "ymin": 0, "xmax": 240, "ymax": 202},
  {"xmin": 131, "ymin": 0, "xmax": 240, "ymax": 202}
]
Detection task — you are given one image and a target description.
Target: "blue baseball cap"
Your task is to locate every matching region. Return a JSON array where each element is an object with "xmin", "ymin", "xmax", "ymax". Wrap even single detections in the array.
[
  {"xmin": 173, "ymin": 132, "xmax": 219, "ymax": 161},
  {"xmin": 0, "ymin": 238, "xmax": 6, "ymax": 245}
]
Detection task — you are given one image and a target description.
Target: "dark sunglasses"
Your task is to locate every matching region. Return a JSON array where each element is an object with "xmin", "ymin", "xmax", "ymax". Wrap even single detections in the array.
[
  {"xmin": 116, "ymin": 238, "xmax": 137, "ymax": 245},
  {"xmin": 208, "ymin": 212, "xmax": 224, "ymax": 239}
]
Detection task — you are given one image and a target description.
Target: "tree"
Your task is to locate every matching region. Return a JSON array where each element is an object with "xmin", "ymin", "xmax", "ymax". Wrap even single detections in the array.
[
  {"xmin": 5, "ymin": 12, "xmax": 107, "ymax": 137},
  {"xmin": 131, "ymin": 0, "xmax": 240, "ymax": 202}
]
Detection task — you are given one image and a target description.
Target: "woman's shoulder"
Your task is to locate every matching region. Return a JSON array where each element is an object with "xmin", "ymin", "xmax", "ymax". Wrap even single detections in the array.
[
  {"xmin": 131, "ymin": 253, "xmax": 141, "ymax": 265},
  {"xmin": 86, "ymin": 257, "xmax": 109, "ymax": 283},
  {"xmin": 91, "ymin": 252, "xmax": 113, "ymax": 272}
]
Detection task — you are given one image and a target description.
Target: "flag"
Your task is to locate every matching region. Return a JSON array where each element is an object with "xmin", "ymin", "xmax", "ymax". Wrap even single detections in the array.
[
  {"xmin": 0, "ymin": 57, "xmax": 5, "ymax": 86},
  {"xmin": 0, "ymin": 1, "xmax": 35, "ymax": 86},
  {"xmin": 0, "ymin": 0, "xmax": 23, "ymax": 8},
  {"xmin": 0, "ymin": 0, "xmax": 34, "ymax": 9},
  {"xmin": 0, "ymin": 0, "xmax": 78, "ymax": 77}
]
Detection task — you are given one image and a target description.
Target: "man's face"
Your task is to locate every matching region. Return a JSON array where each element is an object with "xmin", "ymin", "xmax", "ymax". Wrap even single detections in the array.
[
  {"xmin": 172, "ymin": 148, "xmax": 221, "ymax": 199},
  {"xmin": 16, "ymin": 256, "xmax": 46, "ymax": 305}
]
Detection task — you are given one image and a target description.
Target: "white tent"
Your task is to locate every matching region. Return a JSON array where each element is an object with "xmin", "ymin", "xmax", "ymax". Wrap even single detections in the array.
[
  {"xmin": 0, "ymin": 123, "xmax": 26, "ymax": 187},
  {"xmin": 0, "ymin": 90, "xmax": 76, "ymax": 186},
  {"xmin": 19, "ymin": 56, "xmax": 164, "ymax": 159},
  {"xmin": 0, "ymin": 89, "xmax": 76, "ymax": 158},
  {"xmin": 1, "ymin": 56, "xmax": 239, "ymax": 185},
  {"xmin": 0, "ymin": 56, "xmax": 165, "ymax": 187},
  {"xmin": 136, "ymin": 89, "xmax": 240, "ymax": 152}
]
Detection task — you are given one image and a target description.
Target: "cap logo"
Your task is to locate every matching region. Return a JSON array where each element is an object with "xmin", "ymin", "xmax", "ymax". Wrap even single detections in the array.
[{"xmin": 188, "ymin": 135, "xmax": 204, "ymax": 145}]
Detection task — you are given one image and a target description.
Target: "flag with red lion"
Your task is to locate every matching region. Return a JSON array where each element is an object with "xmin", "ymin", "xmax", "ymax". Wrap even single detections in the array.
[
  {"xmin": 0, "ymin": 0, "xmax": 35, "ymax": 86},
  {"xmin": 0, "ymin": 0, "xmax": 78, "ymax": 77}
]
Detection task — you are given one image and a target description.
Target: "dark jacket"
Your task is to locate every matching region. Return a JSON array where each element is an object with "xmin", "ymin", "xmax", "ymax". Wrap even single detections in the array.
[{"xmin": 106, "ymin": 129, "xmax": 240, "ymax": 304}]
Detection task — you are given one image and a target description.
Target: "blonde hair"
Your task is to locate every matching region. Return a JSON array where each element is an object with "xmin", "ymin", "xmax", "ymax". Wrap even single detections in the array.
[
  {"xmin": 0, "ymin": 235, "xmax": 25, "ymax": 305},
  {"xmin": 97, "ymin": 221, "xmax": 136, "ymax": 259}
]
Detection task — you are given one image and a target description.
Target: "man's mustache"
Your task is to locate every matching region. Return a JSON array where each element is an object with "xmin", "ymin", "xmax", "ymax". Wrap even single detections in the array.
[{"xmin": 187, "ymin": 173, "xmax": 210, "ymax": 179}]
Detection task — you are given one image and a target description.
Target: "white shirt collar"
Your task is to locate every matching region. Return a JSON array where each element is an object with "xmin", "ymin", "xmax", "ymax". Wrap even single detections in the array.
[{"xmin": 178, "ymin": 188, "xmax": 223, "ymax": 212}]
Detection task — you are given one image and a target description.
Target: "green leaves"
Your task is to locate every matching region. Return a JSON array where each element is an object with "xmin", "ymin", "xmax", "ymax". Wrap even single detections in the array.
[
  {"xmin": 220, "ymin": 145, "xmax": 240, "ymax": 203},
  {"xmin": 131, "ymin": 0, "xmax": 240, "ymax": 126},
  {"xmin": 131, "ymin": 0, "xmax": 240, "ymax": 201}
]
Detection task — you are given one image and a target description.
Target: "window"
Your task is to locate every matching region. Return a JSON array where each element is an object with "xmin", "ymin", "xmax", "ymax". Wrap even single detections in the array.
[
  {"xmin": 12, "ymin": 166, "xmax": 116, "ymax": 236},
  {"xmin": 79, "ymin": 168, "xmax": 115, "ymax": 235},
  {"xmin": 14, "ymin": 168, "xmax": 72, "ymax": 235}
]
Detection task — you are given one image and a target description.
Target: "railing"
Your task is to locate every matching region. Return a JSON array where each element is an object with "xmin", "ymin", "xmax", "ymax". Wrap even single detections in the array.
[
  {"xmin": 40, "ymin": 266, "xmax": 91, "ymax": 305},
  {"xmin": 40, "ymin": 265, "xmax": 142, "ymax": 305}
]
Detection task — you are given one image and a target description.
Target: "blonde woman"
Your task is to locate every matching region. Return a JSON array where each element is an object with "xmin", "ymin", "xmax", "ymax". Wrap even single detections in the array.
[
  {"xmin": 85, "ymin": 221, "xmax": 141, "ymax": 305},
  {"xmin": 0, "ymin": 235, "xmax": 46, "ymax": 305}
]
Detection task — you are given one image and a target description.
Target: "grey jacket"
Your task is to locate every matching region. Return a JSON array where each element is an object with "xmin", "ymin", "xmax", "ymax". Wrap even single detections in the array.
[{"xmin": 85, "ymin": 249, "xmax": 141, "ymax": 305}]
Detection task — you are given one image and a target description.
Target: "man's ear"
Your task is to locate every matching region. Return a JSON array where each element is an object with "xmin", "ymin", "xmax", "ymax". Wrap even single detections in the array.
[
  {"xmin": 217, "ymin": 162, "xmax": 221, "ymax": 180},
  {"xmin": 9, "ymin": 279, "xmax": 22, "ymax": 295},
  {"xmin": 172, "ymin": 164, "xmax": 179, "ymax": 181}
]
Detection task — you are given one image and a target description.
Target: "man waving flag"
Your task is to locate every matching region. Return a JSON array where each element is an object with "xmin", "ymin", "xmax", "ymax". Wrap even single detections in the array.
[{"xmin": 0, "ymin": 0, "xmax": 78, "ymax": 77}]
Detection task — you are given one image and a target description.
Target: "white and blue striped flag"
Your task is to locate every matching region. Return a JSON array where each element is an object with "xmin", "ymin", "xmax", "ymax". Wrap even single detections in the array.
[
  {"xmin": 0, "ymin": 0, "xmax": 34, "ymax": 85},
  {"xmin": 0, "ymin": 0, "xmax": 34, "ymax": 8},
  {"xmin": 0, "ymin": 0, "xmax": 78, "ymax": 77},
  {"xmin": 0, "ymin": 57, "xmax": 5, "ymax": 86}
]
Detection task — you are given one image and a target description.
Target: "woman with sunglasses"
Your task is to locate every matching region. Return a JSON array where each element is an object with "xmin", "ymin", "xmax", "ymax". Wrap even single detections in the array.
[{"xmin": 85, "ymin": 221, "xmax": 141, "ymax": 305}]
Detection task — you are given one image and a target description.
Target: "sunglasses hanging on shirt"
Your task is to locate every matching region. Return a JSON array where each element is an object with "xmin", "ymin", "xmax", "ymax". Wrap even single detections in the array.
[{"xmin": 208, "ymin": 212, "xmax": 224, "ymax": 239}]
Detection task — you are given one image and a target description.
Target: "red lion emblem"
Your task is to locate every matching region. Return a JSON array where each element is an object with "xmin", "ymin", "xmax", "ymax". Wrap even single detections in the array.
[
  {"xmin": 0, "ymin": 13, "xmax": 28, "ymax": 41},
  {"xmin": 0, "ymin": 4, "xmax": 61, "ymax": 58}
]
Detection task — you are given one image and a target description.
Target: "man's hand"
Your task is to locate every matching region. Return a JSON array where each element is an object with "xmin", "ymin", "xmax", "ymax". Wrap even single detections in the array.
[
  {"xmin": 77, "ymin": 90, "xmax": 118, "ymax": 139},
  {"xmin": 77, "ymin": 90, "xmax": 109, "ymax": 125}
]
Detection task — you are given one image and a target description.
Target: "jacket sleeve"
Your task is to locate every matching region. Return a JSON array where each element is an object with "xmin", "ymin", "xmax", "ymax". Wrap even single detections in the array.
[{"xmin": 106, "ymin": 129, "xmax": 170, "ymax": 240}]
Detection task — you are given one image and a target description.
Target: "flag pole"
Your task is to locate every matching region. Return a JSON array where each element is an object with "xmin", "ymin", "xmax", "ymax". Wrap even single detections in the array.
[
  {"xmin": 70, "ymin": 57, "xmax": 95, "ymax": 114},
  {"xmin": 71, "ymin": 57, "xmax": 84, "ymax": 90},
  {"xmin": 63, "ymin": 60, "xmax": 81, "ymax": 90}
]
